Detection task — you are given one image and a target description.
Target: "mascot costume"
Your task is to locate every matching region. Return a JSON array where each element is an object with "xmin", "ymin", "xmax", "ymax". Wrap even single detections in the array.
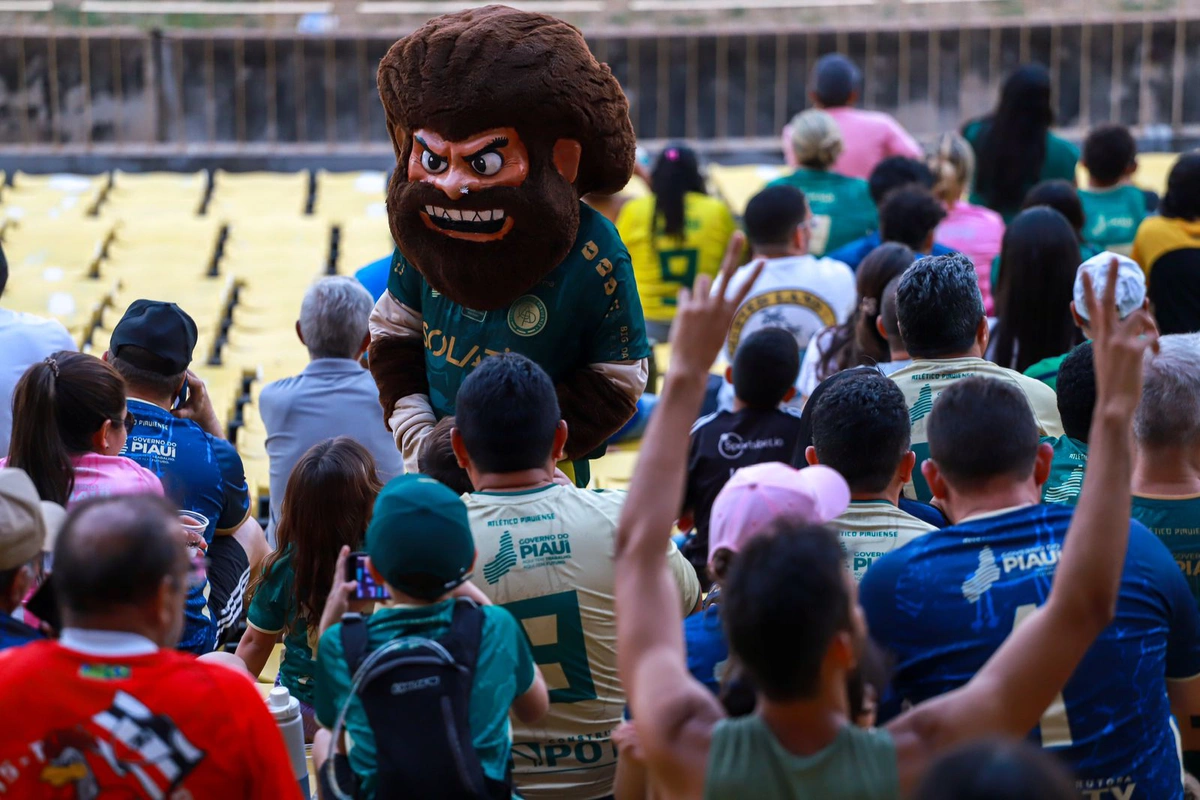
[{"xmin": 368, "ymin": 5, "xmax": 651, "ymax": 481}]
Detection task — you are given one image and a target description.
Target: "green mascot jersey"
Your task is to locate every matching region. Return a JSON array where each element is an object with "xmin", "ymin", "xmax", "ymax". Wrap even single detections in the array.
[{"xmin": 387, "ymin": 202, "xmax": 652, "ymax": 418}]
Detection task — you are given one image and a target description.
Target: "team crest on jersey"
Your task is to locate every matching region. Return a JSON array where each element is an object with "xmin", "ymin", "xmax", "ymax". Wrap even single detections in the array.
[{"xmin": 508, "ymin": 295, "xmax": 548, "ymax": 337}]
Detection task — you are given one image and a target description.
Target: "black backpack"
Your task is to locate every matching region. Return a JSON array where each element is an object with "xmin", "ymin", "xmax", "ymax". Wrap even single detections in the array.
[{"xmin": 322, "ymin": 600, "xmax": 512, "ymax": 800}]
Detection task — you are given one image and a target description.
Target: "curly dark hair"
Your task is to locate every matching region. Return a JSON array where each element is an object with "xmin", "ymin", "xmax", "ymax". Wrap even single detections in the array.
[{"xmin": 377, "ymin": 5, "xmax": 636, "ymax": 197}]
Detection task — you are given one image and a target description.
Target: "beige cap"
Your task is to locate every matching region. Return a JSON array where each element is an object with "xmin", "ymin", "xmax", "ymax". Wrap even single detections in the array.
[{"xmin": 0, "ymin": 468, "xmax": 67, "ymax": 571}]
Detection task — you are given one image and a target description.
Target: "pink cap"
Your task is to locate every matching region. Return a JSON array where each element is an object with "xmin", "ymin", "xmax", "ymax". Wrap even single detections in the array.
[{"xmin": 708, "ymin": 463, "xmax": 850, "ymax": 564}]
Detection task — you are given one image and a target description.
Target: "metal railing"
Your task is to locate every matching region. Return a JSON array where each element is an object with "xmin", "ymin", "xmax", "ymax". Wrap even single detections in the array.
[{"xmin": 3, "ymin": 5, "xmax": 1200, "ymax": 154}]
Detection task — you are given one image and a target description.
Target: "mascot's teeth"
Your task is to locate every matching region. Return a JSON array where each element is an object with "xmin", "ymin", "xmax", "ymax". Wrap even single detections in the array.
[
  {"xmin": 424, "ymin": 205, "xmax": 435, "ymax": 215},
  {"xmin": 448, "ymin": 209, "xmax": 462, "ymax": 221}
]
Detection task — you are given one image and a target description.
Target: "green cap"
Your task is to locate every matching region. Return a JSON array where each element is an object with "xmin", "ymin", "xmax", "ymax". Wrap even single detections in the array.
[{"xmin": 366, "ymin": 474, "xmax": 476, "ymax": 600}]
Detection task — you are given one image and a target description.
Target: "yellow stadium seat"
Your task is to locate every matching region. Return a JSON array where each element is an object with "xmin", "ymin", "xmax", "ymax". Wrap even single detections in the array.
[{"xmin": 708, "ymin": 164, "xmax": 788, "ymax": 216}]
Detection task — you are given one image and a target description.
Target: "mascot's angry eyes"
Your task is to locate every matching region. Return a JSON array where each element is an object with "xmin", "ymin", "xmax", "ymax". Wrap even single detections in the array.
[{"xmin": 407, "ymin": 126, "xmax": 528, "ymax": 242}]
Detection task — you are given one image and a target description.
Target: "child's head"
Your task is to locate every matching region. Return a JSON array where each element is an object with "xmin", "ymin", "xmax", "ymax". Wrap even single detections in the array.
[
  {"xmin": 927, "ymin": 132, "xmax": 976, "ymax": 207},
  {"xmin": 418, "ymin": 416, "xmax": 474, "ymax": 495},
  {"xmin": 1083, "ymin": 124, "xmax": 1137, "ymax": 187},
  {"xmin": 730, "ymin": 328, "xmax": 801, "ymax": 409}
]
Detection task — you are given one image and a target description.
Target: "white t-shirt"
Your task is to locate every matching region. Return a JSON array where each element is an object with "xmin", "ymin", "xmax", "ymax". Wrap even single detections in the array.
[
  {"xmin": 465, "ymin": 484, "xmax": 700, "ymax": 800},
  {"xmin": 716, "ymin": 256, "xmax": 856, "ymax": 411},
  {"xmin": 0, "ymin": 308, "xmax": 76, "ymax": 455}
]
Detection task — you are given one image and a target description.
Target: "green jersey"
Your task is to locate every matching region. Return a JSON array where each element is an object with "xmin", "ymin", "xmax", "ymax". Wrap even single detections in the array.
[
  {"xmin": 1131, "ymin": 493, "xmax": 1200, "ymax": 606},
  {"xmin": 1042, "ymin": 436, "xmax": 1088, "ymax": 506},
  {"xmin": 315, "ymin": 600, "xmax": 536, "ymax": 799},
  {"xmin": 705, "ymin": 716, "xmax": 899, "ymax": 800},
  {"xmin": 246, "ymin": 550, "xmax": 317, "ymax": 706},
  {"xmin": 388, "ymin": 202, "xmax": 652, "ymax": 417},
  {"xmin": 1080, "ymin": 184, "xmax": 1147, "ymax": 249},
  {"xmin": 767, "ymin": 169, "xmax": 878, "ymax": 257},
  {"xmin": 963, "ymin": 122, "xmax": 1079, "ymax": 221}
]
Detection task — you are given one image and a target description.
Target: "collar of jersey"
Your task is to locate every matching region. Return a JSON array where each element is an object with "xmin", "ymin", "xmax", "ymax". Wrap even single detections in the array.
[
  {"xmin": 472, "ymin": 484, "xmax": 558, "ymax": 498},
  {"xmin": 60, "ymin": 628, "xmax": 157, "ymax": 657}
]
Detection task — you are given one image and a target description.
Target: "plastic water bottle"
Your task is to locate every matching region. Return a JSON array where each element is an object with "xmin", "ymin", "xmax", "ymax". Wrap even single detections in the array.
[{"xmin": 267, "ymin": 685, "xmax": 312, "ymax": 799}]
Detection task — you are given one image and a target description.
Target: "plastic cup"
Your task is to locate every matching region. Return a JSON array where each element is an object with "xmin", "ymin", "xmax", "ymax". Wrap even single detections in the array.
[{"xmin": 179, "ymin": 510, "xmax": 210, "ymax": 556}]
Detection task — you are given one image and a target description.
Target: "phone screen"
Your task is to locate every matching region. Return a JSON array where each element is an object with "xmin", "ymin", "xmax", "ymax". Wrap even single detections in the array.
[{"xmin": 345, "ymin": 551, "xmax": 390, "ymax": 600}]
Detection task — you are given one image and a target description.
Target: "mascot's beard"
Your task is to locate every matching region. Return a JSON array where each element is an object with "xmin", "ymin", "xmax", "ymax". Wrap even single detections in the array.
[{"xmin": 388, "ymin": 159, "xmax": 580, "ymax": 311}]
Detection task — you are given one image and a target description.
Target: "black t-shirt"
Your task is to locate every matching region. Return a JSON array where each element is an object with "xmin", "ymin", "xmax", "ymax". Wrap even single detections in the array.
[{"xmin": 684, "ymin": 407, "xmax": 806, "ymax": 548}]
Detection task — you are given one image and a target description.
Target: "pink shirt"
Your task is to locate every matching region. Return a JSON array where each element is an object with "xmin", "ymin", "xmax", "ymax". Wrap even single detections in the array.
[
  {"xmin": 935, "ymin": 201, "xmax": 1006, "ymax": 314},
  {"xmin": 1, "ymin": 453, "xmax": 165, "ymax": 508},
  {"xmin": 791, "ymin": 107, "xmax": 921, "ymax": 180}
]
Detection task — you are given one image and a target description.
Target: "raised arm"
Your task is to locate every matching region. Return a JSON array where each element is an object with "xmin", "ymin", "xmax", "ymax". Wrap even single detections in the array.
[
  {"xmin": 614, "ymin": 234, "xmax": 761, "ymax": 798},
  {"xmin": 890, "ymin": 259, "xmax": 1160, "ymax": 792}
]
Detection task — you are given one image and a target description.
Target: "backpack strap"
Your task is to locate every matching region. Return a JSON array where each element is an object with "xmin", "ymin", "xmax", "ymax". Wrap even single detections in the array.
[
  {"xmin": 340, "ymin": 613, "xmax": 369, "ymax": 677},
  {"xmin": 442, "ymin": 599, "xmax": 485, "ymax": 675}
]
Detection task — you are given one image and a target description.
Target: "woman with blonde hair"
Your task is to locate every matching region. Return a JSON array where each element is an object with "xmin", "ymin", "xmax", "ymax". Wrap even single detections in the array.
[
  {"xmin": 768, "ymin": 109, "xmax": 877, "ymax": 257},
  {"xmin": 927, "ymin": 131, "xmax": 1005, "ymax": 314}
]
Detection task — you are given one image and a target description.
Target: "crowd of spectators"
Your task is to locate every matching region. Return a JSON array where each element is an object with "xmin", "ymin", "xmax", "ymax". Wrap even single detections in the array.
[{"xmin": 0, "ymin": 47, "xmax": 1199, "ymax": 800}]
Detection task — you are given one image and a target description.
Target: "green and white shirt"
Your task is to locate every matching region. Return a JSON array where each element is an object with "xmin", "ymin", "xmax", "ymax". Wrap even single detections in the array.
[
  {"xmin": 246, "ymin": 550, "xmax": 317, "ymax": 706},
  {"xmin": 465, "ymin": 484, "xmax": 700, "ymax": 800},
  {"xmin": 1042, "ymin": 436, "xmax": 1088, "ymax": 506},
  {"xmin": 1079, "ymin": 184, "xmax": 1148, "ymax": 251},
  {"xmin": 890, "ymin": 358, "xmax": 1064, "ymax": 502},
  {"xmin": 767, "ymin": 169, "xmax": 878, "ymax": 257},
  {"xmin": 387, "ymin": 202, "xmax": 652, "ymax": 418},
  {"xmin": 832, "ymin": 500, "xmax": 937, "ymax": 583},
  {"xmin": 1131, "ymin": 492, "xmax": 1200, "ymax": 607}
]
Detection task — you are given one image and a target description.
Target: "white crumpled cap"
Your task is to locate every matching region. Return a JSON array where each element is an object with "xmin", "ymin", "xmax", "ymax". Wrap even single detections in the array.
[{"xmin": 1073, "ymin": 251, "xmax": 1146, "ymax": 321}]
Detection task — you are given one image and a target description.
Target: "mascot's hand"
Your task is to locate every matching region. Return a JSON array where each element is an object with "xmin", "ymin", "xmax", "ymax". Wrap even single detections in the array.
[
  {"xmin": 368, "ymin": 334, "xmax": 437, "ymax": 467},
  {"xmin": 556, "ymin": 366, "xmax": 641, "ymax": 461}
]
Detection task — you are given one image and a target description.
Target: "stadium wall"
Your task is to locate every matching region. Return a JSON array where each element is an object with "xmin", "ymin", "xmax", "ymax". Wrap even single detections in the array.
[{"xmin": 1, "ymin": 16, "xmax": 1198, "ymax": 171}]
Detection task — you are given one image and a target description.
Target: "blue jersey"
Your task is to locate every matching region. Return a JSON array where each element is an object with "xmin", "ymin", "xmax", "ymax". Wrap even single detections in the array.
[
  {"xmin": 861, "ymin": 504, "xmax": 1200, "ymax": 800},
  {"xmin": 684, "ymin": 602, "xmax": 728, "ymax": 695},
  {"xmin": 123, "ymin": 399, "xmax": 252, "ymax": 653}
]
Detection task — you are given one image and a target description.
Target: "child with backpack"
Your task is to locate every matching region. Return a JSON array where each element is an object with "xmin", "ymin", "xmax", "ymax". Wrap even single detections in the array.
[{"xmin": 313, "ymin": 474, "xmax": 549, "ymax": 799}]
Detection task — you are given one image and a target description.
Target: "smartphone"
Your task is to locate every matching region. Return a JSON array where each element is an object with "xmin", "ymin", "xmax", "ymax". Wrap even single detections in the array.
[
  {"xmin": 172, "ymin": 378, "xmax": 190, "ymax": 411},
  {"xmin": 345, "ymin": 551, "xmax": 390, "ymax": 600}
]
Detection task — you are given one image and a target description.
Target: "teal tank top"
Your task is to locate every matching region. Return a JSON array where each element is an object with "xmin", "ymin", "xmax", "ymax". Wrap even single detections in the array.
[{"xmin": 705, "ymin": 716, "xmax": 900, "ymax": 800}]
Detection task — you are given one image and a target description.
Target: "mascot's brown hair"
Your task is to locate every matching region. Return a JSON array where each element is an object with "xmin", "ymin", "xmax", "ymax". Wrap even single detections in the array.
[{"xmin": 377, "ymin": 5, "xmax": 636, "ymax": 311}]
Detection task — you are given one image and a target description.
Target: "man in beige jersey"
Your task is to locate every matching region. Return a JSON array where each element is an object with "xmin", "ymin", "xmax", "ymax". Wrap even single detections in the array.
[
  {"xmin": 613, "ymin": 238, "xmax": 1157, "ymax": 798},
  {"xmin": 889, "ymin": 253, "xmax": 1063, "ymax": 503},
  {"xmin": 803, "ymin": 369, "xmax": 935, "ymax": 582},
  {"xmin": 450, "ymin": 352, "xmax": 700, "ymax": 799}
]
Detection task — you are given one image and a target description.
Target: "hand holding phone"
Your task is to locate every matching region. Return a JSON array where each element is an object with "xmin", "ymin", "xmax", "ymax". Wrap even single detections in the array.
[{"xmin": 345, "ymin": 551, "xmax": 391, "ymax": 600}]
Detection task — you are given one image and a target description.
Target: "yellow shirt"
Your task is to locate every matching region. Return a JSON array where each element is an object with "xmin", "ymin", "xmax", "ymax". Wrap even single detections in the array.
[
  {"xmin": 465, "ymin": 484, "xmax": 700, "ymax": 799},
  {"xmin": 889, "ymin": 357, "xmax": 1064, "ymax": 502},
  {"xmin": 617, "ymin": 192, "xmax": 738, "ymax": 324},
  {"xmin": 833, "ymin": 500, "xmax": 937, "ymax": 583},
  {"xmin": 1131, "ymin": 215, "xmax": 1200, "ymax": 278}
]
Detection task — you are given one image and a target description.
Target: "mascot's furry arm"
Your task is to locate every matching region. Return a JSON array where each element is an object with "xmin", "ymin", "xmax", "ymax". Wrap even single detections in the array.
[
  {"xmin": 557, "ymin": 359, "xmax": 648, "ymax": 461},
  {"xmin": 369, "ymin": 292, "xmax": 435, "ymax": 470}
]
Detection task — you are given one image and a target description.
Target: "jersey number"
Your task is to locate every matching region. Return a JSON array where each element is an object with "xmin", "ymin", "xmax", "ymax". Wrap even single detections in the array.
[
  {"xmin": 504, "ymin": 590, "xmax": 598, "ymax": 704},
  {"xmin": 657, "ymin": 249, "xmax": 699, "ymax": 306},
  {"xmin": 1011, "ymin": 603, "xmax": 1074, "ymax": 747}
]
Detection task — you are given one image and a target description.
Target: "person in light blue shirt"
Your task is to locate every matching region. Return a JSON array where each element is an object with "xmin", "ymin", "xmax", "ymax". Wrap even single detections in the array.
[
  {"xmin": 260, "ymin": 277, "xmax": 403, "ymax": 542},
  {"xmin": 861, "ymin": 376, "xmax": 1200, "ymax": 800}
]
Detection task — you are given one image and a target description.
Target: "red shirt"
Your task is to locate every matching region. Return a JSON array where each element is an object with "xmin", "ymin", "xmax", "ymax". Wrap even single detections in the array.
[{"xmin": 0, "ymin": 641, "xmax": 299, "ymax": 798}]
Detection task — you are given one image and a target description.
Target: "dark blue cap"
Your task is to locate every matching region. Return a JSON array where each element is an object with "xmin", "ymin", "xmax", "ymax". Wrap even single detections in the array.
[
  {"xmin": 813, "ymin": 54, "xmax": 862, "ymax": 107},
  {"xmin": 109, "ymin": 300, "xmax": 198, "ymax": 375}
]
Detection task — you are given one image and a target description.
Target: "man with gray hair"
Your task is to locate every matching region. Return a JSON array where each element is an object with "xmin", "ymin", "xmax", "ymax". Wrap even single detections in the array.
[
  {"xmin": 889, "ymin": 253, "xmax": 1063, "ymax": 502},
  {"xmin": 1132, "ymin": 333, "xmax": 1200, "ymax": 607},
  {"xmin": 260, "ymin": 277, "xmax": 403, "ymax": 540}
]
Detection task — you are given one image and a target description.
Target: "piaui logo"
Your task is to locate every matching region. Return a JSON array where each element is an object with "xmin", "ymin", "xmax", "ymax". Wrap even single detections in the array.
[
  {"xmin": 483, "ymin": 532, "xmax": 518, "ymax": 584},
  {"xmin": 961, "ymin": 546, "xmax": 1001, "ymax": 603},
  {"xmin": 909, "ymin": 385, "xmax": 934, "ymax": 425}
]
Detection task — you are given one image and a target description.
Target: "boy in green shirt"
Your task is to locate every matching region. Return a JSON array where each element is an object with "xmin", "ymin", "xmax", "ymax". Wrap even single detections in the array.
[
  {"xmin": 1079, "ymin": 125, "xmax": 1149, "ymax": 252},
  {"xmin": 313, "ymin": 475, "xmax": 549, "ymax": 799}
]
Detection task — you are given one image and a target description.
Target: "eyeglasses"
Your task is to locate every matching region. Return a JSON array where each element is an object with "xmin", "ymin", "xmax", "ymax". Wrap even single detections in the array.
[{"xmin": 115, "ymin": 413, "xmax": 136, "ymax": 434}]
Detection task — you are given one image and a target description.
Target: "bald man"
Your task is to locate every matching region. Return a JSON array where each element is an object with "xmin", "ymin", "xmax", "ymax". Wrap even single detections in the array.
[{"xmin": 0, "ymin": 495, "xmax": 299, "ymax": 797}]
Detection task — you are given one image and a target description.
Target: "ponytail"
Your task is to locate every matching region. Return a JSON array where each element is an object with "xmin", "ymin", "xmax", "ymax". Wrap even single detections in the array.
[
  {"xmin": 8, "ymin": 351, "xmax": 127, "ymax": 506},
  {"xmin": 650, "ymin": 145, "xmax": 706, "ymax": 240}
]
